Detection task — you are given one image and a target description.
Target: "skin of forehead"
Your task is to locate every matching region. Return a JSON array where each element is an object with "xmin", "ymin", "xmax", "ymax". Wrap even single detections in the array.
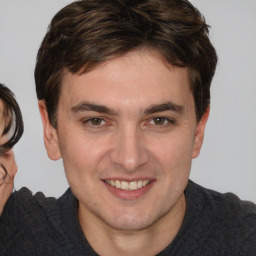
[{"xmin": 59, "ymin": 49, "xmax": 192, "ymax": 116}]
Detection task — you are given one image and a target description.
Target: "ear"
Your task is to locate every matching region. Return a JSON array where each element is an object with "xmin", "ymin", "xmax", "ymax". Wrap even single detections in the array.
[
  {"xmin": 38, "ymin": 100, "xmax": 61, "ymax": 160},
  {"xmin": 192, "ymin": 106, "xmax": 210, "ymax": 159}
]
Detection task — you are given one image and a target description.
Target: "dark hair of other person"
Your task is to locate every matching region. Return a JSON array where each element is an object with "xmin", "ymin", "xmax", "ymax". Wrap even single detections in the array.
[
  {"xmin": 35, "ymin": 0, "xmax": 218, "ymax": 128},
  {"xmin": 0, "ymin": 83, "xmax": 24, "ymax": 156}
]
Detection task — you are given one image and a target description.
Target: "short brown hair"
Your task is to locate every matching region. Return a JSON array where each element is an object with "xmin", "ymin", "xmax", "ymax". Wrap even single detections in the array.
[
  {"xmin": 0, "ymin": 84, "xmax": 24, "ymax": 155},
  {"xmin": 35, "ymin": 0, "xmax": 217, "ymax": 126}
]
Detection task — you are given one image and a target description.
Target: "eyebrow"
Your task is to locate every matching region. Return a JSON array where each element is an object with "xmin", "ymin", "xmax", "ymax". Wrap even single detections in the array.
[
  {"xmin": 71, "ymin": 101, "xmax": 184, "ymax": 116},
  {"xmin": 143, "ymin": 102, "xmax": 184, "ymax": 115},
  {"xmin": 71, "ymin": 102, "xmax": 118, "ymax": 116}
]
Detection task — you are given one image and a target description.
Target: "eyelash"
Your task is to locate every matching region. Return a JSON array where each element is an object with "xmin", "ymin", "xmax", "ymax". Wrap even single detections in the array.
[
  {"xmin": 82, "ymin": 117, "xmax": 107, "ymax": 127},
  {"xmin": 82, "ymin": 116, "xmax": 175, "ymax": 129},
  {"xmin": 148, "ymin": 117, "xmax": 175, "ymax": 127}
]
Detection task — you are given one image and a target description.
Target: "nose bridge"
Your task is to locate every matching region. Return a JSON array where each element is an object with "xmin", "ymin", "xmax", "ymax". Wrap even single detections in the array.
[{"xmin": 110, "ymin": 123, "xmax": 149, "ymax": 171}]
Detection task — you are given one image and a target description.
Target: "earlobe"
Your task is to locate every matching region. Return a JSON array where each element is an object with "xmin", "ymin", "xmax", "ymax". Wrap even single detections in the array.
[
  {"xmin": 38, "ymin": 100, "xmax": 61, "ymax": 160},
  {"xmin": 192, "ymin": 106, "xmax": 210, "ymax": 159}
]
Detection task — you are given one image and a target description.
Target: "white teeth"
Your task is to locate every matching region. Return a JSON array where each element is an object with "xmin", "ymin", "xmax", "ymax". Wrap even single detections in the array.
[
  {"xmin": 129, "ymin": 181, "xmax": 137, "ymax": 191},
  {"xmin": 105, "ymin": 180, "xmax": 150, "ymax": 191},
  {"xmin": 116, "ymin": 180, "xmax": 121, "ymax": 189},
  {"xmin": 142, "ymin": 180, "xmax": 148, "ymax": 186},
  {"xmin": 121, "ymin": 181, "xmax": 129, "ymax": 190}
]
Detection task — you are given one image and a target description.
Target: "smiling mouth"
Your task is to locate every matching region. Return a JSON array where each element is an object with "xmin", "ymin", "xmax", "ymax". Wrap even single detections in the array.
[{"xmin": 104, "ymin": 180, "xmax": 151, "ymax": 191}]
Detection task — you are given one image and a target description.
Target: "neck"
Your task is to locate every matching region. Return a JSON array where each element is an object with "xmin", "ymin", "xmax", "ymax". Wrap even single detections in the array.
[{"xmin": 78, "ymin": 194, "xmax": 186, "ymax": 256}]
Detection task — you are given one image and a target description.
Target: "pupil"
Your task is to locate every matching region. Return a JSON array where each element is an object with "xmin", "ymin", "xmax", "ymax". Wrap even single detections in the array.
[
  {"xmin": 154, "ymin": 118, "xmax": 164, "ymax": 125},
  {"xmin": 91, "ymin": 118, "xmax": 101, "ymax": 125}
]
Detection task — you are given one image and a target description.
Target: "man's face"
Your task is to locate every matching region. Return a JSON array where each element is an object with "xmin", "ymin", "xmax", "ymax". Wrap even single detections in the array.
[{"xmin": 42, "ymin": 49, "xmax": 208, "ymax": 231}]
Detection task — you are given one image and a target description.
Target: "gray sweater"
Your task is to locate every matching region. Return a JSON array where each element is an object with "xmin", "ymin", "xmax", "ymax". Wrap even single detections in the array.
[{"xmin": 1, "ymin": 180, "xmax": 256, "ymax": 255}]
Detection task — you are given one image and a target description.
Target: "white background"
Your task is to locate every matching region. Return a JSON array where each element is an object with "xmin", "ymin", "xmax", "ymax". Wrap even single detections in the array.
[{"xmin": 0, "ymin": 0, "xmax": 255, "ymax": 203}]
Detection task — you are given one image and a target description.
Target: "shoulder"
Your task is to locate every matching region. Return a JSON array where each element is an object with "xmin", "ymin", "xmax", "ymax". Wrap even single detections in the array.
[
  {"xmin": 2, "ymin": 187, "xmax": 56, "ymax": 220},
  {"xmin": 0, "ymin": 187, "xmax": 77, "ymax": 255},
  {"xmin": 1, "ymin": 187, "xmax": 77, "ymax": 224},
  {"xmin": 0, "ymin": 187, "xmax": 57, "ymax": 238},
  {"xmin": 187, "ymin": 181, "xmax": 256, "ymax": 255},
  {"xmin": 189, "ymin": 181, "xmax": 256, "ymax": 219}
]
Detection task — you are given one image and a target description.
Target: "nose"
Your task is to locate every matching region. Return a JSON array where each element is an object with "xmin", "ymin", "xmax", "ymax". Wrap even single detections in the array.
[{"xmin": 110, "ymin": 126, "xmax": 149, "ymax": 172}]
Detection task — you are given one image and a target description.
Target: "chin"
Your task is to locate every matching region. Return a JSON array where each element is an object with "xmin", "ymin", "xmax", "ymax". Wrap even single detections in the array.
[
  {"xmin": 99, "ymin": 207, "xmax": 166, "ymax": 232},
  {"xmin": 106, "ymin": 217, "xmax": 153, "ymax": 232}
]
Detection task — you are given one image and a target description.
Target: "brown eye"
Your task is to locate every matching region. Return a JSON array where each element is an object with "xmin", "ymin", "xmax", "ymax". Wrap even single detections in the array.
[
  {"xmin": 153, "ymin": 117, "xmax": 167, "ymax": 125},
  {"xmin": 90, "ymin": 118, "xmax": 104, "ymax": 125}
]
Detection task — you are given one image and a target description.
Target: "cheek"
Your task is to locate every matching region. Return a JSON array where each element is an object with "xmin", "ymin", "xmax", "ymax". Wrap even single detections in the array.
[
  {"xmin": 60, "ymin": 141, "xmax": 93, "ymax": 172},
  {"xmin": 150, "ymin": 133, "xmax": 195, "ymax": 170},
  {"xmin": 58, "ymin": 131, "xmax": 108, "ymax": 176}
]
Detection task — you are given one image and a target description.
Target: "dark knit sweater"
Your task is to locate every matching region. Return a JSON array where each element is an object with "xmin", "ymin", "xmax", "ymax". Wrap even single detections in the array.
[{"xmin": 0, "ymin": 180, "xmax": 256, "ymax": 255}]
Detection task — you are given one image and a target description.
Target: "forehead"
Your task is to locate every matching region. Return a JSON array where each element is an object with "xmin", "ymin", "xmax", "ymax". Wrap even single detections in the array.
[{"xmin": 59, "ymin": 49, "xmax": 192, "ymax": 112}]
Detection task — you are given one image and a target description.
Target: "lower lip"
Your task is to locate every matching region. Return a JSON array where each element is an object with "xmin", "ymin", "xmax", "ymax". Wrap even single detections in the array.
[{"xmin": 103, "ymin": 181, "xmax": 155, "ymax": 200}]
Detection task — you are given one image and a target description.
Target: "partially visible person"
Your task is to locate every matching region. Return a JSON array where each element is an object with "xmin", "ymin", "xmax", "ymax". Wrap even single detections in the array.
[{"xmin": 0, "ymin": 83, "xmax": 24, "ymax": 214}]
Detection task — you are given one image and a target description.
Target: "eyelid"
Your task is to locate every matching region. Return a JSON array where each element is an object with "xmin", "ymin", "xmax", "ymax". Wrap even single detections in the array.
[
  {"xmin": 147, "ymin": 116, "xmax": 176, "ymax": 126},
  {"xmin": 82, "ymin": 117, "xmax": 106, "ymax": 124}
]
